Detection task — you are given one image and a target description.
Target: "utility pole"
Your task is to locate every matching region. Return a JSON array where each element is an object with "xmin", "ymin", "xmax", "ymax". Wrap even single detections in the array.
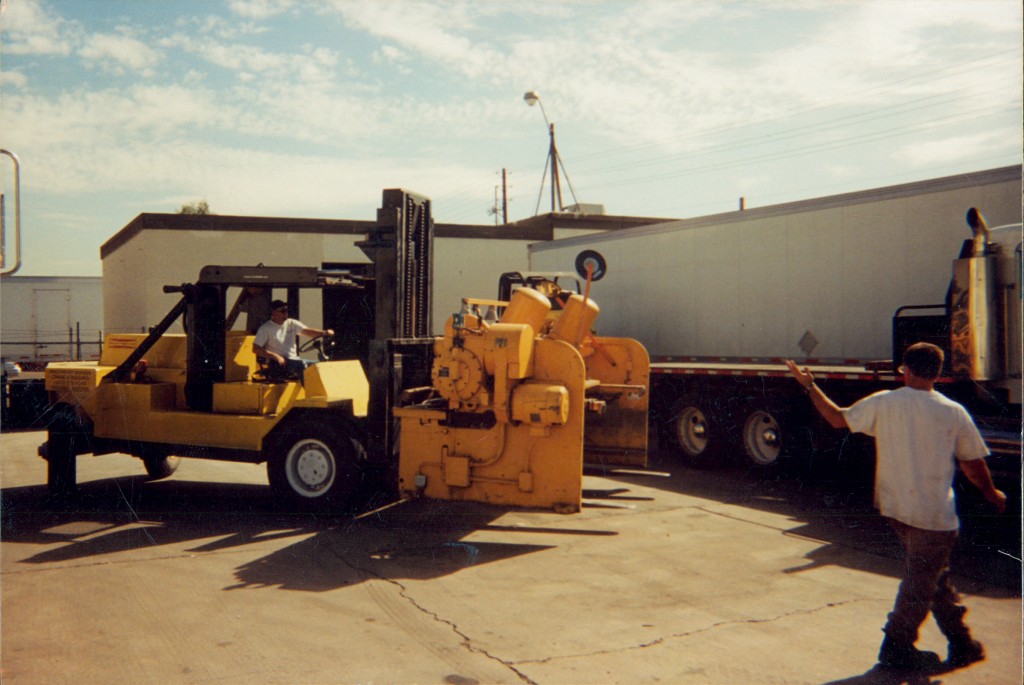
[
  {"xmin": 490, "ymin": 169, "xmax": 510, "ymax": 225},
  {"xmin": 501, "ymin": 168, "xmax": 508, "ymax": 224},
  {"xmin": 490, "ymin": 185, "xmax": 500, "ymax": 225}
]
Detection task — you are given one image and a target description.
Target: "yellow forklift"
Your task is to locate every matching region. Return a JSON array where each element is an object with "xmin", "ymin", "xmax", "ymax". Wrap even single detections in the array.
[
  {"xmin": 43, "ymin": 189, "xmax": 436, "ymax": 508},
  {"xmin": 42, "ymin": 190, "xmax": 650, "ymax": 512}
]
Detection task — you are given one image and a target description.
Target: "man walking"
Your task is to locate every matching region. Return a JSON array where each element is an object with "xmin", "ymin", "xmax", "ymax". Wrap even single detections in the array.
[{"xmin": 785, "ymin": 342, "xmax": 1006, "ymax": 671}]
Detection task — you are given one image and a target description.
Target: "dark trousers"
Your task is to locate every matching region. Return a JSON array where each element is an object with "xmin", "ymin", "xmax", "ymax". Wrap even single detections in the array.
[{"xmin": 884, "ymin": 518, "xmax": 971, "ymax": 645}]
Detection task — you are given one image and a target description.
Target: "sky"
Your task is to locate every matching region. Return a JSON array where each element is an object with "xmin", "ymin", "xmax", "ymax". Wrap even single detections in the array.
[{"xmin": 1, "ymin": 0, "xmax": 1021, "ymax": 277}]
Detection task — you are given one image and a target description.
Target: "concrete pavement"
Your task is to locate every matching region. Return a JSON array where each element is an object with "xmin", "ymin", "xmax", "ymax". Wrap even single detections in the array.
[{"xmin": 2, "ymin": 428, "xmax": 1020, "ymax": 685}]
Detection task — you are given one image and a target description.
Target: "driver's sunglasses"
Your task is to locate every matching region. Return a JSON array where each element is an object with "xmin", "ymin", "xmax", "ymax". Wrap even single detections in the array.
[{"xmin": 275, "ymin": 307, "xmax": 288, "ymax": 313}]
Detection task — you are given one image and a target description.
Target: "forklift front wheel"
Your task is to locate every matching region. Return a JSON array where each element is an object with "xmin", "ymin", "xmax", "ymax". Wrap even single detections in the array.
[{"xmin": 267, "ymin": 420, "xmax": 361, "ymax": 507}]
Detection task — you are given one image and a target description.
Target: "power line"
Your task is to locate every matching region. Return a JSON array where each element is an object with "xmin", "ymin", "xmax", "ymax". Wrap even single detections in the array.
[
  {"xmin": 568, "ymin": 49, "xmax": 1021, "ymax": 166},
  {"xmin": 584, "ymin": 104, "xmax": 1018, "ymax": 192},
  {"xmin": 434, "ymin": 50, "xmax": 1021, "ymax": 223}
]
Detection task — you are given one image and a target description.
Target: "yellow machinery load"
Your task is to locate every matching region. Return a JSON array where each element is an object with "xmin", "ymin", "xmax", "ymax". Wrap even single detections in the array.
[{"xmin": 396, "ymin": 257, "xmax": 649, "ymax": 513}]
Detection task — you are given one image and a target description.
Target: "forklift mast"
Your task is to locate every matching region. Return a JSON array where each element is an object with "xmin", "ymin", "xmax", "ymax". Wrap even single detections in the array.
[{"xmin": 357, "ymin": 189, "xmax": 436, "ymax": 465}]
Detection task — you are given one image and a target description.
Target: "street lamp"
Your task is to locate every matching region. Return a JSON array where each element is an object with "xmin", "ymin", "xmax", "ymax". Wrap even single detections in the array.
[{"xmin": 523, "ymin": 91, "xmax": 579, "ymax": 214}]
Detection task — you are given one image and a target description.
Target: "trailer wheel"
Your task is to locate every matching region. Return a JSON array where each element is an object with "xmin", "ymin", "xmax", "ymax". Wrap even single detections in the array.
[
  {"xmin": 741, "ymin": 409, "xmax": 783, "ymax": 466},
  {"xmin": 143, "ymin": 454, "xmax": 181, "ymax": 480},
  {"xmin": 667, "ymin": 396, "xmax": 721, "ymax": 467},
  {"xmin": 739, "ymin": 405, "xmax": 810, "ymax": 468},
  {"xmin": 267, "ymin": 419, "xmax": 363, "ymax": 508}
]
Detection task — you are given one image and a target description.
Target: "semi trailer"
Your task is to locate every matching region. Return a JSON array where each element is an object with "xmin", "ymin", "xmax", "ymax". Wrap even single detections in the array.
[{"xmin": 528, "ymin": 167, "xmax": 1022, "ymax": 473}]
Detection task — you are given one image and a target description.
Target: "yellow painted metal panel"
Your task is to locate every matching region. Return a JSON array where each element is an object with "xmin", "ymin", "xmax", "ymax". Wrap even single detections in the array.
[
  {"xmin": 443, "ymin": 455, "xmax": 471, "ymax": 487},
  {"xmin": 302, "ymin": 361, "xmax": 369, "ymax": 416},
  {"xmin": 99, "ymin": 334, "xmax": 187, "ymax": 368},
  {"xmin": 96, "ymin": 383, "xmax": 177, "ymax": 414},
  {"xmin": 44, "ymin": 362, "xmax": 112, "ymax": 416},
  {"xmin": 483, "ymin": 323, "xmax": 534, "ymax": 378},
  {"xmin": 93, "ymin": 406, "xmax": 274, "ymax": 452},
  {"xmin": 583, "ymin": 336, "xmax": 650, "ymax": 466},
  {"xmin": 226, "ymin": 332, "xmax": 258, "ymax": 381},
  {"xmin": 213, "ymin": 381, "xmax": 295, "ymax": 415},
  {"xmin": 511, "ymin": 382, "xmax": 569, "ymax": 427},
  {"xmin": 398, "ymin": 337, "xmax": 586, "ymax": 513}
]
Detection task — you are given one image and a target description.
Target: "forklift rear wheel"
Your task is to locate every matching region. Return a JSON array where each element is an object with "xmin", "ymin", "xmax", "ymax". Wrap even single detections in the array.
[
  {"xmin": 143, "ymin": 454, "xmax": 181, "ymax": 480},
  {"xmin": 268, "ymin": 420, "xmax": 362, "ymax": 507}
]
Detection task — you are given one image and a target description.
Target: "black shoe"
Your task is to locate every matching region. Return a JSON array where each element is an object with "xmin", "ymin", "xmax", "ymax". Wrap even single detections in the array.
[
  {"xmin": 947, "ymin": 638, "xmax": 985, "ymax": 668},
  {"xmin": 878, "ymin": 637, "xmax": 942, "ymax": 671}
]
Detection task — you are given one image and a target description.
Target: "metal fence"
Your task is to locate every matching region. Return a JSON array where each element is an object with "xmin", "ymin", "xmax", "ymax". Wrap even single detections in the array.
[{"xmin": 1, "ymin": 324, "xmax": 103, "ymax": 369}]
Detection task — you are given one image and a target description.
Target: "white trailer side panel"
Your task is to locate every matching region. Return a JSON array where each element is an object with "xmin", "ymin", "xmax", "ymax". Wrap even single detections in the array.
[
  {"xmin": 0, "ymin": 275, "xmax": 104, "ymax": 363},
  {"xmin": 530, "ymin": 167, "xmax": 1022, "ymax": 361}
]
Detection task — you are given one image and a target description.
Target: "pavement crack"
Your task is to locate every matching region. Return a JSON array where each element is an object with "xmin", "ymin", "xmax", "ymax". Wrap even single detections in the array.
[
  {"xmin": 338, "ymin": 554, "xmax": 539, "ymax": 685},
  {"xmin": 517, "ymin": 599, "xmax": 867, "ymax": 666}
]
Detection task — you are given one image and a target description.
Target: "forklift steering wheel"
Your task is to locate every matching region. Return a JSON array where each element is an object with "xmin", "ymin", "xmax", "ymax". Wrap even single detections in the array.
[{"xmin": 298, "ymin": 332, "xmax": 336, "ymax": 360}]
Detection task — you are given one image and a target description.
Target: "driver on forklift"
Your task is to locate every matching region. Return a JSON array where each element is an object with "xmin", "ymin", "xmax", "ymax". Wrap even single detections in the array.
[{"xmin": 252, "ymin": 300, "xmax": 334, "ymax": 377}]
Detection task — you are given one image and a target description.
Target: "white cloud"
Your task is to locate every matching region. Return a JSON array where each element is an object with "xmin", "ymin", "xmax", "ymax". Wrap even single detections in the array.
[
  {"xmin": 3, "ymin": 85, "xmax": 231, "ymax": 182},
  {"xmin": 1, "ymin": 0, "xmax": 75, "ymax": 55},
  {"xmin": 0, "ymin": 70, "xmax": 28, "ymax": 88},
  {"xmin": 79, "ymin": 33, "xmax": 162, "ymax": 76},
  {"xmin": 332, "ymin": 1, "xmax": 504, "ymax": 79},
  {"xmin": 162, "ymin": 33, "xmax": 338, "ymax": 85},
  {"xmin": 228, "ymin": 0, "xmax": 298, "ymax": 20},
  {"xmin": 376, "ymin": 44, "xmax": 408, "ymax": 64},
  {"xmin": 895, "ymin": 129, "xmax": 1017, "ymax": 167}
]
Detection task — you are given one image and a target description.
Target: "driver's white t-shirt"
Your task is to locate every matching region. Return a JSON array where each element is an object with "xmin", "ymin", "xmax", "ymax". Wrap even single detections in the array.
[
  {"xmin": 253, "ymin": 318, "xmax": 306, "ymax": 361},
  {"xmin": 842, "ymin": 386, "xmax": 990, "ymax": 531}
]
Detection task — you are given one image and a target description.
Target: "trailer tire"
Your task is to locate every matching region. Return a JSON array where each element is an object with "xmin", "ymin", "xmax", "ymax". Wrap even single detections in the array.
[
  {"xmin": 667, "ymin": 395, "xmax": 723, "ymax": 467},
  {"xmin": 267, "ymin": 418, "xmax": 363, "ymax": 508},
  {"xmin": 739, "ymin": 404, "xmax": 810, "ymax": 469},
  {"xmin": 143, "ymin": 454, "xmax": 181, "ymax": 480}
]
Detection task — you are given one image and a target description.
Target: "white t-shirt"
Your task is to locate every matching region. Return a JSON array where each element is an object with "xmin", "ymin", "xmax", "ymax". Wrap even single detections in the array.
[
  {"xmin": 842, "ymin": 386, "xmax": 989, "ymax": 531},
  {"xmin": 253, "ymin": 318, "xmax": 306, "ymax": 361}
]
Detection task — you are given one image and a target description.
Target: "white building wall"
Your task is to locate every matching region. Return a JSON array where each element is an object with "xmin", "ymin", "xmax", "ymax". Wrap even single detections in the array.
[{"xmin": 104, "ymin": 230, "xmax": 338, "ymax": 333}]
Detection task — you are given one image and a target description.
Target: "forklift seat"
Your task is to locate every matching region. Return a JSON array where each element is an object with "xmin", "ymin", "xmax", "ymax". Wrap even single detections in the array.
[{"xmin": 252, "ymin": 357, "xmax": 303, "ymax": 383}]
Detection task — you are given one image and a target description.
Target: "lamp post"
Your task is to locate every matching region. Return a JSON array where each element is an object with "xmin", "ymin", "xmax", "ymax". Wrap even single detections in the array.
[{"xmin": 523, "ymin": 91, "xmax": 579, "ymax": 214}]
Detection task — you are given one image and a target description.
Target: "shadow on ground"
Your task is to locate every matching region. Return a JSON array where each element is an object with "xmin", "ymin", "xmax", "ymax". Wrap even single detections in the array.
[
  {"xmin": 591, "ymin": 441, "xmax": 1021, "ymax": 596},
  {"xmin": 0, "ymin": 475, "xmax": 622, "ymax": 592},
  {"xmin": 2, "ymin": 436, "xmax": 1019, "ymax": 597}
]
